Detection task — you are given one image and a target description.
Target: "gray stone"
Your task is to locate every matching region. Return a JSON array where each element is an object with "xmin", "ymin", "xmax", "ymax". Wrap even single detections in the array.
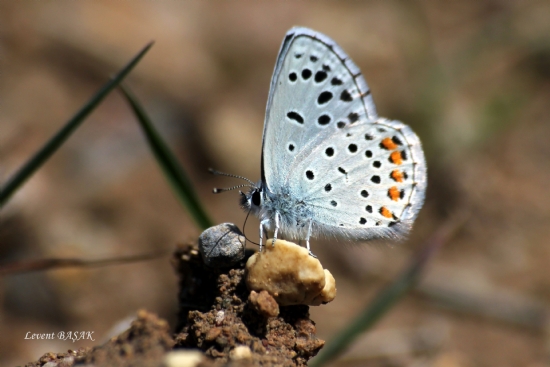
[{"xmin": 198, "ymin": 223, "xmax": 245, "ymax": 267}]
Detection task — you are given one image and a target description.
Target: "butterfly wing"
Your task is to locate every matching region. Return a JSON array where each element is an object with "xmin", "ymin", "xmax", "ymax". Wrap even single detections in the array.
[
  {"xmin": 262, "ymin": 27, "xmax": 426, "ymax": 241},
  {"xmin": 261, "ymin": 27, "xmax": 378, "ymax": 191},
  {"xmin": 289, "ymin": 118, "xmax": 427, "ymax": 240}
]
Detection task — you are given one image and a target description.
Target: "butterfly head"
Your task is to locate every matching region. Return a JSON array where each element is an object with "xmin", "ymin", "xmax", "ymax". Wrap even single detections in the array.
[
  {"xmin": 210, "ymin": 168, "xmax": 264, "ymax": 214},
  {"xmin": 240, "ymin": 184, "xmax": 264, "ymax": 214}
]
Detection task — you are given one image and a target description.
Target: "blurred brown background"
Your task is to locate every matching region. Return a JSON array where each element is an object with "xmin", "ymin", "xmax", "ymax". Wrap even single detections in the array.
[{"xmin": 1, "ymin": 1, "xmax": 550, "ymax": 366}]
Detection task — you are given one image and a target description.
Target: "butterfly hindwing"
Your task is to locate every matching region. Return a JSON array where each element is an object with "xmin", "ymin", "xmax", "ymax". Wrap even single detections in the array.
[{"xmin": 290, "ymin": 118, "xmax": 426, "ymax": 239}]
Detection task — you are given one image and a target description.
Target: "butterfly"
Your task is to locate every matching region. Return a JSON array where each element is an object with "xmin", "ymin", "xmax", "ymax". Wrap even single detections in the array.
[{"xmin": 213, "ymin": 27, "xmax": 427, "ymax": 256}]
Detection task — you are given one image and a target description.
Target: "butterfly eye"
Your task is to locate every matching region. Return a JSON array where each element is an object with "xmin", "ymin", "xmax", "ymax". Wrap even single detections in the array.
[{"xmin": 252, "ymin": 191, "xmax": 261, "ymax": 206}]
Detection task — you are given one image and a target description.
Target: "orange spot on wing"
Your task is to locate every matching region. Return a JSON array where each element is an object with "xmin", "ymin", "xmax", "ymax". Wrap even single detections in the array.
[
  {"xmin": 388, "ymin": 186, "xmax": 400, "ymax": 201},
  {"xmin": 390, "ymin": 170, "xmax": 404, "ymax": 182},
  {"xmin": 381, "ymin": 137, "xmax": 398, "ymax": 150},
  {"xmin": 390, "ymin": 151, "xmax": 403, "ymax": 165},
  {"xmin": 380, "ymin": 206, "xmax": 393, "ymax": 218}
]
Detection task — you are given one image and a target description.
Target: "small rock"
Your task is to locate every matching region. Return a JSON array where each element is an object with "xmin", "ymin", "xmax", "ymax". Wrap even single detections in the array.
[
  {"xmin": 58, "ymin": 356, "xmax": 75, "ymax": 367},
  {"xmin": 215, "ymin": 310, "xmax": 225, "ymax": 326},
  {"xmin": 229, "ymin": 345, "xmax": 252, "ymax": 360},
  {"xmin": 248, "ymin": 290, "xmax": 279, "ymax": 317},
  {"xmin": 198, "ymin": 223, "xmax": 245, "ymax": 267},
  {"xmin": 311, "ymin": 269, "xmax": 337, "ymax": 306},
  {"xmin": 40, "ymin": 353, "xmax": 57, "ymax": 364},
  {"xmin": 163, "ymin": 350, "xmax": 204, "ymax": 367},
  {"xmin": 245, "ymin": 239, "xmax": 337, "ymax": 306},
  {"xmin": 204, "ymin": 327, "xmax": 222, "ymax": 341}
]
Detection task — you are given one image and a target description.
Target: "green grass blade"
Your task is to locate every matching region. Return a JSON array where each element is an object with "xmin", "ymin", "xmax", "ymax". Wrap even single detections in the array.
[
  {"xmin": 118, "ymin": 84, "xmax": 213, "ymax": 230},
  {"xmin": 310, "ymin": 216, "xmax": 464, "ymax": 367},
  {"xmin": 0, "ymin": 42, "xmax": 154, "ymax": 208}
]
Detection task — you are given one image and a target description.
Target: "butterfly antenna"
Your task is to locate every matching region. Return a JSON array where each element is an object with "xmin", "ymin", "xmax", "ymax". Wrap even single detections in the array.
[
  {"xmin": 212, "ymin": 184, "xmax": 251, "ymax": 194},
  {"xmin": 209, "ymin": 168, "xmax": 256, "ymax": 186}
]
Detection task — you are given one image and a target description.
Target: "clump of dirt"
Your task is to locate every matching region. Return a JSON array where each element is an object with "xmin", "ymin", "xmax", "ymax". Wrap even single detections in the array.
[
  {"xmin": 25, "ymin": 348, "xmax": 90, "ymax": 367},
  {"xmin": 24, "ymin": 244, "xmax": 324, "ymax": 366},
  {"xmin": 80, "ymin": 310, "xmax": 174, "ymax": 366},
  {"xmin": 24, "ymin": 310, "xmax": 173, "ymax": 367},
  {"xmin": 173, "ymin": 243, "xmax": 325, "ymax": 366}
]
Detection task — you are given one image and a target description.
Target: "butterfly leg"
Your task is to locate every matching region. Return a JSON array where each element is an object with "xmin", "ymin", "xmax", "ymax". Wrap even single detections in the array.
[
  {"xmin": 272, "ymin": 211, "xmax": 280, "ymax": 246},
  {"xmin": 259, "ymin": 220, "xmax": 268, "ymax": 252},
  {"xmin": 259, "ymin": 214, "xmax": 279, "ymax": 251},
  {"xmin": 305, "ymin": 219, "xmax": 317, "ymax": 258}
]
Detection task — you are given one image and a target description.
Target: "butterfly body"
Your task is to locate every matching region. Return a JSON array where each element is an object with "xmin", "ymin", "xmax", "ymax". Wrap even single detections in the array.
[
  {"xmin": 242, "ymin": 182, "xmax": 314, "ymax": 240},
  {"xmin": 239, "ymin": 27, "xmax": 427, "ymax": 253}
]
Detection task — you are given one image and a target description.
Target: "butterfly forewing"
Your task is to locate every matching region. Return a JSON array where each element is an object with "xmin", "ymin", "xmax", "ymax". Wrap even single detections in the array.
[{"xmin": 262, "ymin": 27, "xmax": 378, "ymax": 193}]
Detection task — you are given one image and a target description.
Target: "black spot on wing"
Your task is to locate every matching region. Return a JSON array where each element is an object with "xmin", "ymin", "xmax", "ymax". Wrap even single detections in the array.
[
  {"xmin": 318, "ymin": 115, "xmax": 331, "ymax": 125},
  {"xmin": 340, "ymin": 90, "xmax": 353, "ymax": 102},
  {"xmin": 314, "ymin": 71, "xmax": 327, "ymax": 83},
  {"xmin": 331, "ymin": 77, "xmax": 343, "ymax": 86},
  {"xmin": 287, "ymin": 111, "xmax": 304, "ymax": 124},
  {"xmin": 317, "ymin": 91, "xmax": 333, "ymax": 105},
  {"xmin": 348, "ymin": 112, "xmax": 359, "ymax": 123},
  {"xmin": 392, "ymin": 136, "xmax": 403, "ymax": 145}
]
